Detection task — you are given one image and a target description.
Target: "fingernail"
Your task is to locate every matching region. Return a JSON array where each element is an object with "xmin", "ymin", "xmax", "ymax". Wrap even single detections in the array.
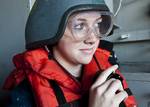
[{"xmin": 114, "ymin": 64, "xmax": 118, "ymax": 68}]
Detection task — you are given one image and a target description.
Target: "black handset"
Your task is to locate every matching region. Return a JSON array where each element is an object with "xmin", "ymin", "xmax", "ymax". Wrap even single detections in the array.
[
  {"xmin": 93, "ymin": 65, "xmax": 123, "ymax": 83},
  {"xmin": 107, "ymin": 72, "xmax": 123, "ymax": 82}
]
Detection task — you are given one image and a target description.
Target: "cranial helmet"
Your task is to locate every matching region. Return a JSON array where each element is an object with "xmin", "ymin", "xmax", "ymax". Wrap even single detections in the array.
[{"xmin": 25, "ymin": 0, "xmax": 111, "ymax": 49}]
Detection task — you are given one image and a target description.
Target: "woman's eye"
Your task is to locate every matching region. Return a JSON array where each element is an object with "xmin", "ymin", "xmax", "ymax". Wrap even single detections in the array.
[
  {"xmin": 95, "ymin": 23, "xmax": 100, "ymax": 28},
  {"xmin": 95, "ymin": 19, "xmax": 102, "ymax": 27},
  {"xmin": 74, "ymin": 23, "xmax": 85, "ymax": 30}
]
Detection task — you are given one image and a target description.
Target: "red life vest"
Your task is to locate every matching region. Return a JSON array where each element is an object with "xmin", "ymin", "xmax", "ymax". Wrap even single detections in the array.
[{"xmin": 3, "ymin": 48, "xmax": 137, "ymax": 107}]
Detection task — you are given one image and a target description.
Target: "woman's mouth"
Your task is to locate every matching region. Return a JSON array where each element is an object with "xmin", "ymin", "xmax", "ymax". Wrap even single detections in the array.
[{"xmin": 80, "ymin": 48, "xmax": 94, "ymax": 55}]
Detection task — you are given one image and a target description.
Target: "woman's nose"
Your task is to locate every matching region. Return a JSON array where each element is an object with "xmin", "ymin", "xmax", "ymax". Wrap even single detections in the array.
[{"xmin": 84, "ymin": 29, "xmax": 99, "ymax": 44}]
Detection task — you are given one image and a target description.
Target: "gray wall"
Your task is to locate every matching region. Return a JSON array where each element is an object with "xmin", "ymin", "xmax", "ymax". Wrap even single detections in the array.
[
  {"xmin": 105, "ymin": 0, "xmax": 150, "ymax": 73},
  {"xmin": 0, "ymin": 0, "xmax": 29, "ymax": 87}
]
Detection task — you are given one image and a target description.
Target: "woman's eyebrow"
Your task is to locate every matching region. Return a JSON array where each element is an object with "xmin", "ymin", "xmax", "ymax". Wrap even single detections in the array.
[{"xmin": 76, "ymin": 18, "xmax": 87, "ymax": 22}]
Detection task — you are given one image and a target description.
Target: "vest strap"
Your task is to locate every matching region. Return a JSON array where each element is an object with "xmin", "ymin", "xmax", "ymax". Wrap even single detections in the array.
[
  {"xmin": 125, "ymin": 88, "xmax": 133, "ymax": 96},
  {"xmin": 49, "ymin": 80, "xmax": 81, "ymax": 107},
  {"xmin": 49, "ymin": 80, "xmax": 67, "ymax": 105}
]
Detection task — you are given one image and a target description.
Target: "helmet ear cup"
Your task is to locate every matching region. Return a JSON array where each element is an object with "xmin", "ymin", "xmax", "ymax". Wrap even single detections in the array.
[{"xmin": 25, "ymin": 0, "xmax": 111, "ymax": 49}]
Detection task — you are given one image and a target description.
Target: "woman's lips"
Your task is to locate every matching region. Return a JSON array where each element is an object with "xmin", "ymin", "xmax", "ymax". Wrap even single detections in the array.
[{"xmin": 80, "ymin": 48, "xmax": 94, "ymax": 55}]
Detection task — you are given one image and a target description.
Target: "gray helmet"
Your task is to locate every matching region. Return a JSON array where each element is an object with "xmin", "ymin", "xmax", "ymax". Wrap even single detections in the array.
[{"xmin": 25, "ymin": 0, "xmax": 111, "ymax": 49}]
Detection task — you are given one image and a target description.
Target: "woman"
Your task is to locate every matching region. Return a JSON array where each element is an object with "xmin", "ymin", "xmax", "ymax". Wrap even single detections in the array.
[{"xmin": 3, "ymin": 0, "xmax": 137, "ymax": 107}]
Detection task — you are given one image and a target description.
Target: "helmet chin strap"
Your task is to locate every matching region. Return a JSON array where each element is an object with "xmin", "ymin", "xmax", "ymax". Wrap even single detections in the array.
[
  {"xmin": 114, "ymin": 0, "xmax": 122, "ymax": 16},
  {"xmin": 29, "ymin": 0, "xmax": 35, "ymax": 10},
  {"xmin": 45, "ymin": 45, "xmax": 53, "ymax": 59},
  {"xmin": 45, "ymin": 45, "xmax": 50, "ymax": 53},
  {"xmin": 104, "ymin": 0, "xmax": 122, "ymax": 16}
]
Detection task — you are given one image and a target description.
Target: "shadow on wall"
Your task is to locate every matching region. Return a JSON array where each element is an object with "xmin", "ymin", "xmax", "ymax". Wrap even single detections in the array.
[
  {"xmin": 0, "ymin": 0, "xmax": 28, "ymax": 87},
  {"xmin": 147, "ymin": 3, "xmax": 150, "ymax": 17}
]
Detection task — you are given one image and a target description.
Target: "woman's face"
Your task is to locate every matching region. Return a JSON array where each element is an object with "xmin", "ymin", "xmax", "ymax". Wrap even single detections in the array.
[{"xmin": 53, "ymin": 11, "xmax": 101, "ymax": 65}]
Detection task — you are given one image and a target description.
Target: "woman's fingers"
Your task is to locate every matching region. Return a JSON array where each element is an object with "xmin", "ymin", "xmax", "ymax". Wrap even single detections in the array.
[
  {"xmin": 104, "ymin": 79, "xmax": 124, "ymax": 97},
  {"xmin": 114, "ymin": 91, "xmax": 128, "ymax": 106},
  {"xmin": 92, "ymin": 65, "xmax": 118, "ymax": 89},
  {"xmin": 91, "ymin": 78, "xmax": 116, "ymax": 95}
]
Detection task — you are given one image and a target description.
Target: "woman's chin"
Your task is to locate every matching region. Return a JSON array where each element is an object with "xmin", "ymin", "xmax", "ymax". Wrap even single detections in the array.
[{"xmin": 79, "ymin": 57, "xmax": 93, "ymax": 64}]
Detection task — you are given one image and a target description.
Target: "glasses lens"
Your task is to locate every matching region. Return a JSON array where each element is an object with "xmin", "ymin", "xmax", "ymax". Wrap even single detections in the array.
[
  {"xmin": 97, "ymin": 14, "xmax": 113, "ymax": 37},
  {"xmin": 69, "ymin": 11, "xmax": 113, "ymax": 41}
]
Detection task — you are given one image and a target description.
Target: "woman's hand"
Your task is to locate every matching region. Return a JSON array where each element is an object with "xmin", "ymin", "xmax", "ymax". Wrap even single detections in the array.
[{"xmin": 88, "ymin": 65, "xmax": 128, "ymax": 107}]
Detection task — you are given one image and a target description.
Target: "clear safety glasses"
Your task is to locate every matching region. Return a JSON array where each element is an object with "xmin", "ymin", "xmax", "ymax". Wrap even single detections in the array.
[{"xmin": 67, "ymin": 11, "xmax": 114, "ymax": 41}]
